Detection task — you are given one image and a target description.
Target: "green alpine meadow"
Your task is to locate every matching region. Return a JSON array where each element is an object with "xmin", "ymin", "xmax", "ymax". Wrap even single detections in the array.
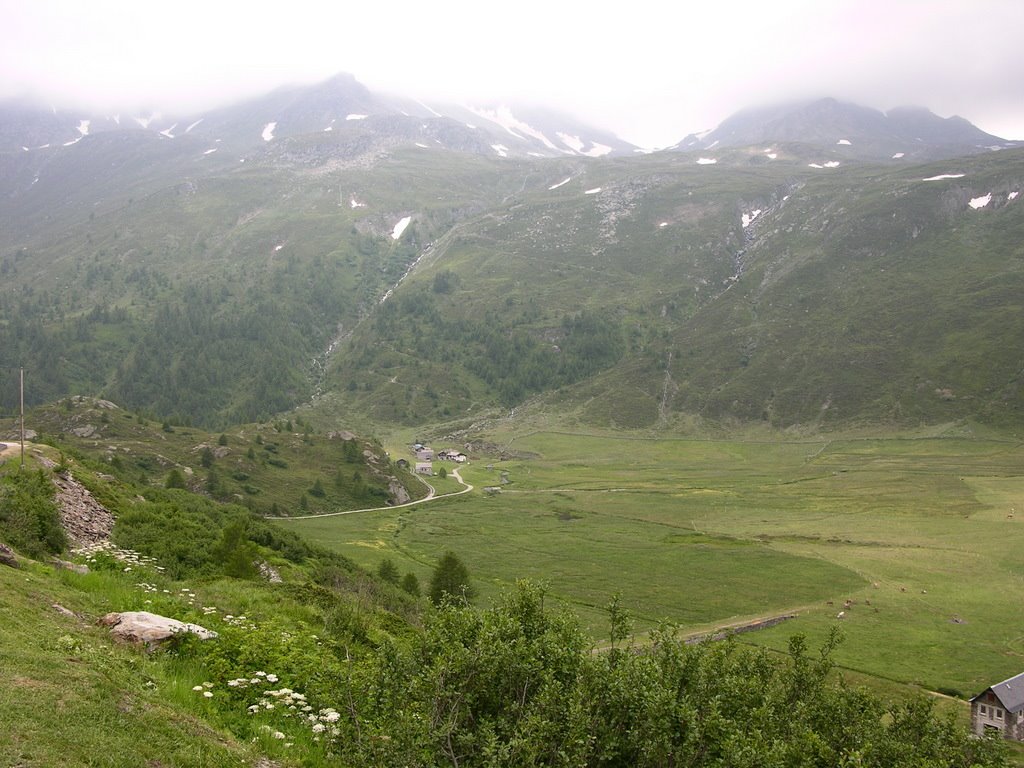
[{"xmin": 2, "ymin": 66, "xmax": 1023, "ymax": 765}]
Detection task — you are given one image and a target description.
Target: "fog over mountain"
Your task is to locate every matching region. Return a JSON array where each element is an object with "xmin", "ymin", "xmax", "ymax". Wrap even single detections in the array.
[{"xmin": 2, "ymin": 1, "xmax": 1023, "ymax": 148}]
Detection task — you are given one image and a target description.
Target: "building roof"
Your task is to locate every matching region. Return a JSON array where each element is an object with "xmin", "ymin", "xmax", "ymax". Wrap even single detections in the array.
[{"xmin": 972, "ymin": 671, "xmax": 1024, "ymax": 713}]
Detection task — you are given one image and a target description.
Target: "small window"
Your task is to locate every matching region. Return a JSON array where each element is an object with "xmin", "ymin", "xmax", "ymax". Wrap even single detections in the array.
[
  {"xmin": 980, "ymin": 704, "xmax": 988, "ymax": 715},
  {"xmin": 995, "ymin": 708, "xmax": 1003, "ymax": 720}
]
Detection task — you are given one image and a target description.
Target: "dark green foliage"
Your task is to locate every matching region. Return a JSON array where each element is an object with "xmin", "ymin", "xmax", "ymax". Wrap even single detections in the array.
[
  {"xmin": 0, "ymin": 469, "xmax": 66, "ymax": 558},
  {"xmin": 113, "ymin": 488, "xmax": 332, "ymax": 579},
  {"xmin": 401, "ymin": 571, "xmax": 421, "ymax": 597},
  {"xmin": 432, "ymin": 269, "xmax": 460, "ymax": 294},
  {"xmin": 308, "ymin": 478, "xmax": 326, "ymax": 498},
  {"xmin": 212, "ymin": 519, "xmax": 259, "ymax": 579},
  {"xmin": 165, "ymin": 468, "xmax": 186, "ymax": 489},
  {"xmin": 377, "ymin": 558, "xmax": 400, "ymax": 585},
  {"xmin": 428, "ymin": 550, "xmax": 475, "ymax": 605},
  {"xmin": 319, "ymin": 581, "xmax": 1006, "ymax": 767},
  {"xmin": 200, "ymin": 446, "xmax": 214, "ymax": 468},
  {"xmin": 437, "ymin": 466, "xmax": 447, "ymax": 480},
  {"xmin": 217, "ymin": 433, "xmax": 228, "ymax": 446},
  {"xmin": 343, "ymin": 438, "xmax": 360, "ymax": 463}
]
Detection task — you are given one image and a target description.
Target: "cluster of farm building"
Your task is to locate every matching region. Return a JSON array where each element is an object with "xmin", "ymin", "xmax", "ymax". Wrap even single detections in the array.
[{"xmin": 395, "ymin": 444, "xmax": 467, "ymax": 476}]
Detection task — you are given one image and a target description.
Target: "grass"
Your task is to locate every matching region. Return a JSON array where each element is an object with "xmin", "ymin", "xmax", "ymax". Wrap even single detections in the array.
[
  {"xmin": 0, "ymin": 562, "xmax": 252, "ymax": 767},
  {"xmin": 280, "ymin": 428, "xmax": 1024, "ymax": 702}
]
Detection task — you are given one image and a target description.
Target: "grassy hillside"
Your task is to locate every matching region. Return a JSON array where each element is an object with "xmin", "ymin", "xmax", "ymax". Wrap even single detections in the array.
[{"xmin": 19, "ymin": 397, "xmax": 419, "ymax": 516}]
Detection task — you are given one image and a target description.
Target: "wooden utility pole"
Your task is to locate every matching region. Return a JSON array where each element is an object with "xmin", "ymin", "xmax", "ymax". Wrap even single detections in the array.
[{"xmin": 19, "ymin": 366, "xmax": 25, "ymax": 470}]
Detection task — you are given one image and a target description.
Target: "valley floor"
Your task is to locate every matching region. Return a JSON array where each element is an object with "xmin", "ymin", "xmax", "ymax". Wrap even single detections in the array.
[{"xmin": 282, "ymin": 428, "xmax": 1024, "ymax": 700}]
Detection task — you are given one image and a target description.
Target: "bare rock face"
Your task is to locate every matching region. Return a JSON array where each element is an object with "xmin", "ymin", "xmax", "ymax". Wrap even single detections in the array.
[
  {"xmin": 258, "ymin": 561, "xmax": 283, "ymax": 583},
  {"xmin": 388, "ymin": 476, "xmax": 411, "ymax": 505},
  {"xmin": 99, "ymin": 611, "xmax": 218, "ymax": 648},
  {"xmin": 52, "ymin": 472, "xmax": 115, "ymax": 548}
]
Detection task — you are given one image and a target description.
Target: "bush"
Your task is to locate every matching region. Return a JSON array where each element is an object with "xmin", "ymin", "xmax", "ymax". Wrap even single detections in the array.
[{"xmin": 0, "ymin": 469, "xmax": 66, "ymax": 558}]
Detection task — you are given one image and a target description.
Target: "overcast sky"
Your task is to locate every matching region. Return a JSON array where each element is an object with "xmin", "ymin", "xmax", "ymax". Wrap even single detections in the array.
[{"xmin": 2, "ymin": 0, "xmax": 1022, "ymax": 147}]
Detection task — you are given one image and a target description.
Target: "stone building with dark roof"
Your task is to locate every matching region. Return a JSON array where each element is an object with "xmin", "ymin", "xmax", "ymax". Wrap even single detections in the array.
[{"xmin": 971, "ymin": 672, "xmax": 1024, "ymax": 740}]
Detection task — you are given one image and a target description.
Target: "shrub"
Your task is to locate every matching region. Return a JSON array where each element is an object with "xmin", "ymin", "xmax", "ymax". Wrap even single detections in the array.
[{"xmin": 0, "ymin": 469, "xmax": 66, "ymax": 558}]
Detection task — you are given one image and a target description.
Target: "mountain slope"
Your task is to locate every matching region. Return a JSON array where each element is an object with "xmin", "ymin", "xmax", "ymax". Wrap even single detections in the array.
[
  {"xmin": 2, "ymin": 81, "xmax": 1022, "ymax": 433},
  {"xmin": 321, "ymin": 148, "xmax": 1024, "ymax": 431}
]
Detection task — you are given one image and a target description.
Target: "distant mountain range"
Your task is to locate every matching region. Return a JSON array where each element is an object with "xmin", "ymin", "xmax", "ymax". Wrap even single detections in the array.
[
  {"xmin": 2, "ymin": 75, "xmax": 1015, "ymax": 162},
  {"xmin": 0, "ymin": 73, "xmax": 634, "ymax": 159}
]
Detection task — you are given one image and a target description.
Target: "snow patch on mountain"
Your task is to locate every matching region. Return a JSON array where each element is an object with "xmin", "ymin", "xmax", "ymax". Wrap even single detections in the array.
[
  {"xmin": 696, "ymin": 158, "xmax": 717, "ymax": 165},
  {"xmin": 837, "ymin": 139, "xmax": 851, "ymax": 145},
  {"xmin": 417, "ymin": 101, "xmax": 442, "ymax": 118},
  {"xmin": 262, "ymin": 122, "xmax": 277, "ymax": 141},
  {"xmin": 969, "ymin": 193, "xmax": 992, "ymax": 209},
  {"xmin": 134, "ymin": 114, "xmax": 157, "ymax": 128},
  {"xmin": 557, "ymin": 132, "xmax": 590, "ymax": 154},
  {"xmin": 473, "ymin": 106, "xmax": 558, "ymax": 150},
  {"xmin": 548, "ymin": 177, "xmax": 572, "ymax": 190},
  {"xmin": 659, "ymin": 222, "xmax": 669, "ymax": 228},
  {"xmin": 392, "ymin": 216, "xmax": 412, "ymax": 240},
  {"xmin": 823, "ymin": 161, "xmax": 840, "ymax": 168},
  {"xmin": 203, "ymin": 148, "xmax": 218, "ymax": 155},
  {"xmin": 415, "ymin": 142, "xmax": 429, "ymax": 148},
  {"xmin": 185, "ymin": 118, "xmax": 203, "ymax": 133},
  {"xmin": 922, "ymin": 173, "xmax": 965, "ymax": 181},
  {"xmin": 491, "ymin": 144, "xmax": 509, "ymax": 157},
  {"xmin": 346, "ymin": 114, "xmax": 368, "ymax": 121},
  {"xmin": 350, "ymin": 198, "xmax": 366, "ymax": 209},
  {"xmin": 160, "ymin": 124, "xmax": 177, "ymax": 139},
  {"xmin": 77, "ymin": 119, "xmax": 90, "ymax": 137},
  {"xmin": 742, "ymin": 209, "xmax": 762, "ymax": 228},
  {"xmin": 1009, "ymin": 191, "xmax": 1019, "ymax": 201},
  {"xmin": 892, "ymin": 152, "xmax": 905, "ymax": 159},
  {"xmin": 558, "ymin": 132, "xmax": 604, "ymax": 155},
  {"xmin": 584, "ymin": 187, "xmax": 602, "ymax": 195}
]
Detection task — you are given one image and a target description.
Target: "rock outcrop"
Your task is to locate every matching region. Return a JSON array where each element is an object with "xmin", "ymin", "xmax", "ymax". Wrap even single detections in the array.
[
  {"xmin": 0, "ymin": 541, "xmax": 18, "ymax": 568},
  {"xmin": 99, "ymin": 611, "xmax": 217, "ymax": 648},
  {"xmin": 388, "ymin": 476, "xmax": 411, "ymax": 505},
  {"xmin": 52, "ymin": 472, "xmax": 115, "ymax": 548}
]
